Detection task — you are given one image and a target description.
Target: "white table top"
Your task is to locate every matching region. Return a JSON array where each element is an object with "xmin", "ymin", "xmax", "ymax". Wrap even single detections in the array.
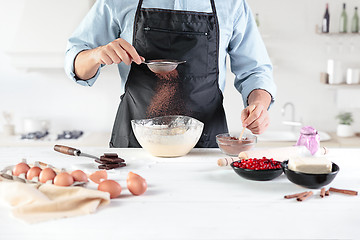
[{"xmin": 0, "ymin": 147, "xmax": 359, "ymax": 240}]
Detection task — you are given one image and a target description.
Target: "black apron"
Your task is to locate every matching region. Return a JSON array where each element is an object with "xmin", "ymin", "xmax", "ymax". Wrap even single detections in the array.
[{"xmin": 110, "ymin": 0, "xmax": 228, "ymax": 148}]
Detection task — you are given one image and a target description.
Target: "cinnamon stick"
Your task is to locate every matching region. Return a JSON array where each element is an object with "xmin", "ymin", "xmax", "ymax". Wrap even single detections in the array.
[
  {"xmin": 329, "ymin": 187, "xmax": 358, "ymax": 196},
  {"xmin": 320, "ymin": 188, "xmax": 326, "ymax": 198},
  {"xmin": 284, "ymin": 191, "xmax": 308, "ymax": 199},
  {"xmin": 297, "ymin": 191, "xmax": 313, "ymax": 201},
  {"xmin": 325, "ymin": 189, "xmax": 330, "ymax": 196}
]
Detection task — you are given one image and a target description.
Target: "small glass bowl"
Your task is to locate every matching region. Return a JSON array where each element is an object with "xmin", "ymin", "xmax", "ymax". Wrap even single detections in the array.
[{"xmin": 216, "ymin": 133, "xmax": 257, "ymax": 156}]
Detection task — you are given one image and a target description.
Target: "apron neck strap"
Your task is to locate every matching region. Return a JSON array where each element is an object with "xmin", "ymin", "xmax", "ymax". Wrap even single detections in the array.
[
  {"xmin": 136, "ymin": 0, "xmax": 217, "ymax": 15},
  {"xmin": 209, "ymin": 0, "xmax": 217, "ymax": 16},
  {"xmin": 136, "ymin": 0, "xmax": 144, "ymax": 15}
]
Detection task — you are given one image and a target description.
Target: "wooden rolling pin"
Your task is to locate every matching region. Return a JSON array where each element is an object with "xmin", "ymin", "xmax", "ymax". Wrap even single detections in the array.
[{"xmin": 217, "ymin": 146, "xmax": 328, "ymax": 167}]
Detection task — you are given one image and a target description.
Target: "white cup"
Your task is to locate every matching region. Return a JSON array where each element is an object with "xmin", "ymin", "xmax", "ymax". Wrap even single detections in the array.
[
  {"xmin": 346, "ymin": 68, "xmax": 360, "ymax": 84},
  {"xmin": 22, "ymin": 119, "xmax": 49, "ymax": 133},
  {"xmin": 327, "ymin": 59, "xmax": 344, "ymax": 84}
]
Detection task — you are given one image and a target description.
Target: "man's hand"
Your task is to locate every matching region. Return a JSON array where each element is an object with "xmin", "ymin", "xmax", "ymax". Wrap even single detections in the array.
[
  {"xmin": 74, "ymin": 38, "xmax": 144, "ymax": 80},
  {"xmin": 92, "ymin": 38, "xmax": 143, "ymax": 65},
  {"xmin": 241, "ymin": 104, "xmax": 269, "ymax": 134},
  {"xmin": 241, "ymin": 89, "xmax": 272, "ymax": 135}
]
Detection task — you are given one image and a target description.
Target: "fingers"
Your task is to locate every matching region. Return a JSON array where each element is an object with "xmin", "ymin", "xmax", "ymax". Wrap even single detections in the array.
[
  {"xmin": 241, "ymin": 105, "xmax": 257, "ymax": 127},
  {"xmin": 116, "ymin": 38, "xmax": 142, "ymax": 64},
  {"xmin": 247, "ymin": 112, "xmax": 269, "ymax": 134},
  {"xmin": 96, "ymin": 38, "xmax": 143, "ymax": 65},
  {"xmin": 241, "ymin": 105, "xmax": 270, "ymax": 134},
  {"xmin": 112, "ymin": 45, "xmax": 132, "ymax": 65},
  {"xmin": 106, "ymin": 47, "xmax": 123, "ymax": 64}
]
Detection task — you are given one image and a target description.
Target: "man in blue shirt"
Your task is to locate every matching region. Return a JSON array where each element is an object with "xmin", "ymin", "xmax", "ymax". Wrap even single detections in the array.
[{"xmin": 65, "ymin": 0, "xmax": 276, "ymax": 148}]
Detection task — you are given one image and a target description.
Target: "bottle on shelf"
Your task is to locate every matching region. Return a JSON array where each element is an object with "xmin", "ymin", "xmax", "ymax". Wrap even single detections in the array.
[
  {"xmin": 339, "ymin": 3, "xmax": 348, "ymax": 33},
  {"xmin": 322, "ymin": 3, "xmax": 330, "ymax": 33},
  {"xmin": 255, "ymin": 13, "xmax": 260, "ymax": 28},
  {"xmin": 351, "ymin": 7, "xmax": 359, "ymax": 33}
]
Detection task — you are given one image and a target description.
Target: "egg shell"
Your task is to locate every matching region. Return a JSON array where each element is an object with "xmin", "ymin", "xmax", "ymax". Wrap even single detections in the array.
[
  {"xmin": 71, "ymin": 170, "xmax": 88, "ymax": 182},
  {"xmin": 98, "ymin": 180, "xmax": 121, "ymax": 199},
  {"xmin": 54, "ymin": 172, "xmax": 74, "ymax": 186},
  {"xmin": 26, "ymin": 166, "xmax": 42, "ymax": 180},
  {"xmin": 13, "ymin": 162, "xmax": 30, "ymax": 176},
  {"xmin": 39, "ymin": 168, "xmax": 57, "ymax": 183},
  {"xmin": 89, "ymin": 170, "xmax": 108, "ymax": 184},
  {"xmin": 127, "ymin": 172, "xmax": 147, "ymax": 196}
]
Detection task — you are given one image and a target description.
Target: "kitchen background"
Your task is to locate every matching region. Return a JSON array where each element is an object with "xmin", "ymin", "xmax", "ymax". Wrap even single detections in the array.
[{"xmin": 0, "ymin": 0, "xmax": 359, "ymax": 146}]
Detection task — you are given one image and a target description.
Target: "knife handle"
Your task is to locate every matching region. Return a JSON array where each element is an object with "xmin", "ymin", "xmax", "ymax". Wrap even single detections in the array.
[{"xmin": 54, "ymin": 145, "xmax": 80, "ymax": 156}]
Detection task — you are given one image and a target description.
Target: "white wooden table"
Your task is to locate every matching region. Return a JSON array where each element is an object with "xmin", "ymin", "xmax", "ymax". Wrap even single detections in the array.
[{"xmin": 0, "ymin": 147, "xmax": 359, "ymax": 240}]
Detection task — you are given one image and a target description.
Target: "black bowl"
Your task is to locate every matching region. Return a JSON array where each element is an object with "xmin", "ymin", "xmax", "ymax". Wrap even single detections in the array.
[
  {"xmin": 281, "ymin": 160, "xmax": 339, "ymax": 189},
  {"xmin": 230, "ymin": 161, "xmax": 283, "ymax": 181}
]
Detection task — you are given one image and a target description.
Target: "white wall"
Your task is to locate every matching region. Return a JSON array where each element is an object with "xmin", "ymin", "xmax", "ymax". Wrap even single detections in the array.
[
  {"xmin": 0, "ymin": 0, "xmax": 359, "ymax": 135},
  {"xmin": 225, "ymin": 0, "xmax": 360, "ymax": 133}
]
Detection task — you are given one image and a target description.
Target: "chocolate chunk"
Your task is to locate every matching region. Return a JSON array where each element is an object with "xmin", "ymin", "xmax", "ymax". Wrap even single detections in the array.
[
  {"xmin": 103, "ymin": 153, "xmax": 118, "ymax": 158},
  {"xmin": 100, "ymin": 156, "xmax": 125, "ymax": 163},
  {"xmin": 98, "ymin": 162, "xmax": 126, "ymax": 170},
  {"xmin": 98, "ymin": 164, "xmax": 111, "ymax": 170},
  {"xmin": 95, "ymin": 153, "xmax": 126, "ymax": 170},
  {"xmin": 95, "ymin": 159, "xmax": 103, "ymax": 165},
  {"xmin": 95, "ymin": 159, "xmax": 123, "ymax": 165}
]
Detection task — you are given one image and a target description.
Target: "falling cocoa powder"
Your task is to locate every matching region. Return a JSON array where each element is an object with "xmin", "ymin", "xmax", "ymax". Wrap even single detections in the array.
[
  {"xmin": 146, "ymin": 69, "xmax": 186, "ymax": 118},
  {"xmin": 155, "ymin": 70, "xmax": 179, "ymax": 81}
]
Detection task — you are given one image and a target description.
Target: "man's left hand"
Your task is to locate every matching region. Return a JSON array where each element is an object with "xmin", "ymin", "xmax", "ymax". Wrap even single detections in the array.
[
  {"xmin": 241, "ymin": 89, "xmax": 272, "ymax": 135},
  {"xmin": 241, "ymin": 104, "xmax": 269, "ymax": 135}
]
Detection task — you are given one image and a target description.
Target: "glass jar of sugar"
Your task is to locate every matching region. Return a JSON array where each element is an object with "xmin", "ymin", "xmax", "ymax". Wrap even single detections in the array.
[{"xmin": 295, "ymin": 126, "xmax": 320, "ymax": 155}]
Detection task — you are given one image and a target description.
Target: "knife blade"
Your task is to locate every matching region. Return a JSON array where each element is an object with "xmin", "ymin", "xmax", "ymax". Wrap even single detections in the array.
[{"xmin": 54, "ymin": 145, "xmax": 100, "ymax": 160}]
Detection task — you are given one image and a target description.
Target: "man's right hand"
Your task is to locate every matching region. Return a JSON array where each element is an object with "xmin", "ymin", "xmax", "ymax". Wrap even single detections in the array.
[
  {"xmin": 74, "ymin": 38, "xmax": 144, "ymax": 80},
  {"xmin": 92, "ymin": 38, "xmax": 143, "ymax": 65}
]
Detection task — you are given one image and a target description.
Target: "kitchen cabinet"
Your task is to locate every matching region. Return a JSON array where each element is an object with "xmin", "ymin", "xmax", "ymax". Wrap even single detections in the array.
[{"xmin": 0, "ymin": 147, "xmax": 359, "ymax": 239}]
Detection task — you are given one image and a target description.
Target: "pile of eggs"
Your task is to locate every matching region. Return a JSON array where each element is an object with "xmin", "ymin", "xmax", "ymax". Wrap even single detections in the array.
[
  {"xmin": 12, "ymin": 162, "xmax": 87, "ymax": 186},
  {"xmin": 12, "ymin": 161, "xmax": 147, "ymax": 199},
  {"xmin": 89, "ymin": 170, "xmax": 147, "ymax": 199}
]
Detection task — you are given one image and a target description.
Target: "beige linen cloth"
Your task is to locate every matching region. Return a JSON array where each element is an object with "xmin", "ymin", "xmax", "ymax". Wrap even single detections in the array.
[{"xmin": 0, "ymin": 177, "xmax": 110, "ymax": 223}]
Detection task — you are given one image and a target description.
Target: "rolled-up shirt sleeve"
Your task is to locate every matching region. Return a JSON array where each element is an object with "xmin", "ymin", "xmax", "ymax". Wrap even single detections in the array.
[
  {"xmin": 228, "ymin": 0, "xmax": 276, "ymax": 108},
  {"xmin": 64, "ymin": 0, "xmax": 119, "ymax": 86}
]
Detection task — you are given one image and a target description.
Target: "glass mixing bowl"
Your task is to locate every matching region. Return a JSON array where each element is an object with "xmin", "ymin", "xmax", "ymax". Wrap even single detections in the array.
[{"xmin": 131, "ymin": 115, "xmax": 204, "ymax": 157}]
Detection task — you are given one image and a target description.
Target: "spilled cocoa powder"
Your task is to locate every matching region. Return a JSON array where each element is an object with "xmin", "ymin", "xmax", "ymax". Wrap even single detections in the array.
[{"xmin": 146, "ymin": 70, "xmax": 186, "ymax": 118}]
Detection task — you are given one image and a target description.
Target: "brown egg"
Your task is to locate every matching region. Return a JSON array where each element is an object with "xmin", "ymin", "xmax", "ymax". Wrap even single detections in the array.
[
  {"xmin": 89, "ymin": 170, "xmax": 108, "ymax": 184},
  {"xmin": 54, "ymin": 172, "xmax": 74, "ymax": 186},
  {"xmin": 13, "ymin": 162, "xmax": 30, "ymax": 176},
  {"xmin": 26, "ymin": 166, "xmax": 42, "ymax": 180},
  {"xmin": 127, "ymin": 172, "xmax": 147, "ymax": 196},
  {"xmin": 39, "ymin": 167, "xmax": 57, "ymax": 183},
  {"xmin": 98, "ymin": 180, "xmax": 121, "ymax": 199},
  {"xmin": 71, "ymin": 170, "xmax": 88, "ymax": 182}
]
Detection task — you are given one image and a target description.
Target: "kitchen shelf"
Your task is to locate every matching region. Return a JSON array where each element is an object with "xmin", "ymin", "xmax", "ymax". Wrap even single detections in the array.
[
  {"xmin": 315, "ymin": 27, "xmax": 360, "ymax": 36},
  {"xmin": 317, "ymin": 32, "xmax": 360, "ymax": 36},
  {"xmin": 322, "ymin": 83, "xmax": 360, "ymax": 89}
]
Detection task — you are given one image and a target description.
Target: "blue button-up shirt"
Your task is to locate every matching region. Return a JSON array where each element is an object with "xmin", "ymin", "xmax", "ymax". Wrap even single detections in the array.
[{"xmin": 65, "ymin": 0, "xmax": 276, "ymax": 107}]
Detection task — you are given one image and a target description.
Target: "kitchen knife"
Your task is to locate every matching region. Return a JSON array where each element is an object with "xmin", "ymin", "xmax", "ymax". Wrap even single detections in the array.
[{"xmin": 54, "ymin": 145, "xmax": 100, "ymax": 160}]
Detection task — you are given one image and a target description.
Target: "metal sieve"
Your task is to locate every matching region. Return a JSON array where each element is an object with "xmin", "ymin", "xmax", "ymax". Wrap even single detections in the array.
[{"xmin": 143, "ymin": 59, "xmax": 186, "ymax": 73}]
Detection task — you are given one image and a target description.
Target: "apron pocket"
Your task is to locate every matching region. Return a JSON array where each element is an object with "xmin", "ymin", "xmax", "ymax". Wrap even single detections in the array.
[{"xmin": 144, "ymin": 27, "xmax": 209, "ymax": 77}]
